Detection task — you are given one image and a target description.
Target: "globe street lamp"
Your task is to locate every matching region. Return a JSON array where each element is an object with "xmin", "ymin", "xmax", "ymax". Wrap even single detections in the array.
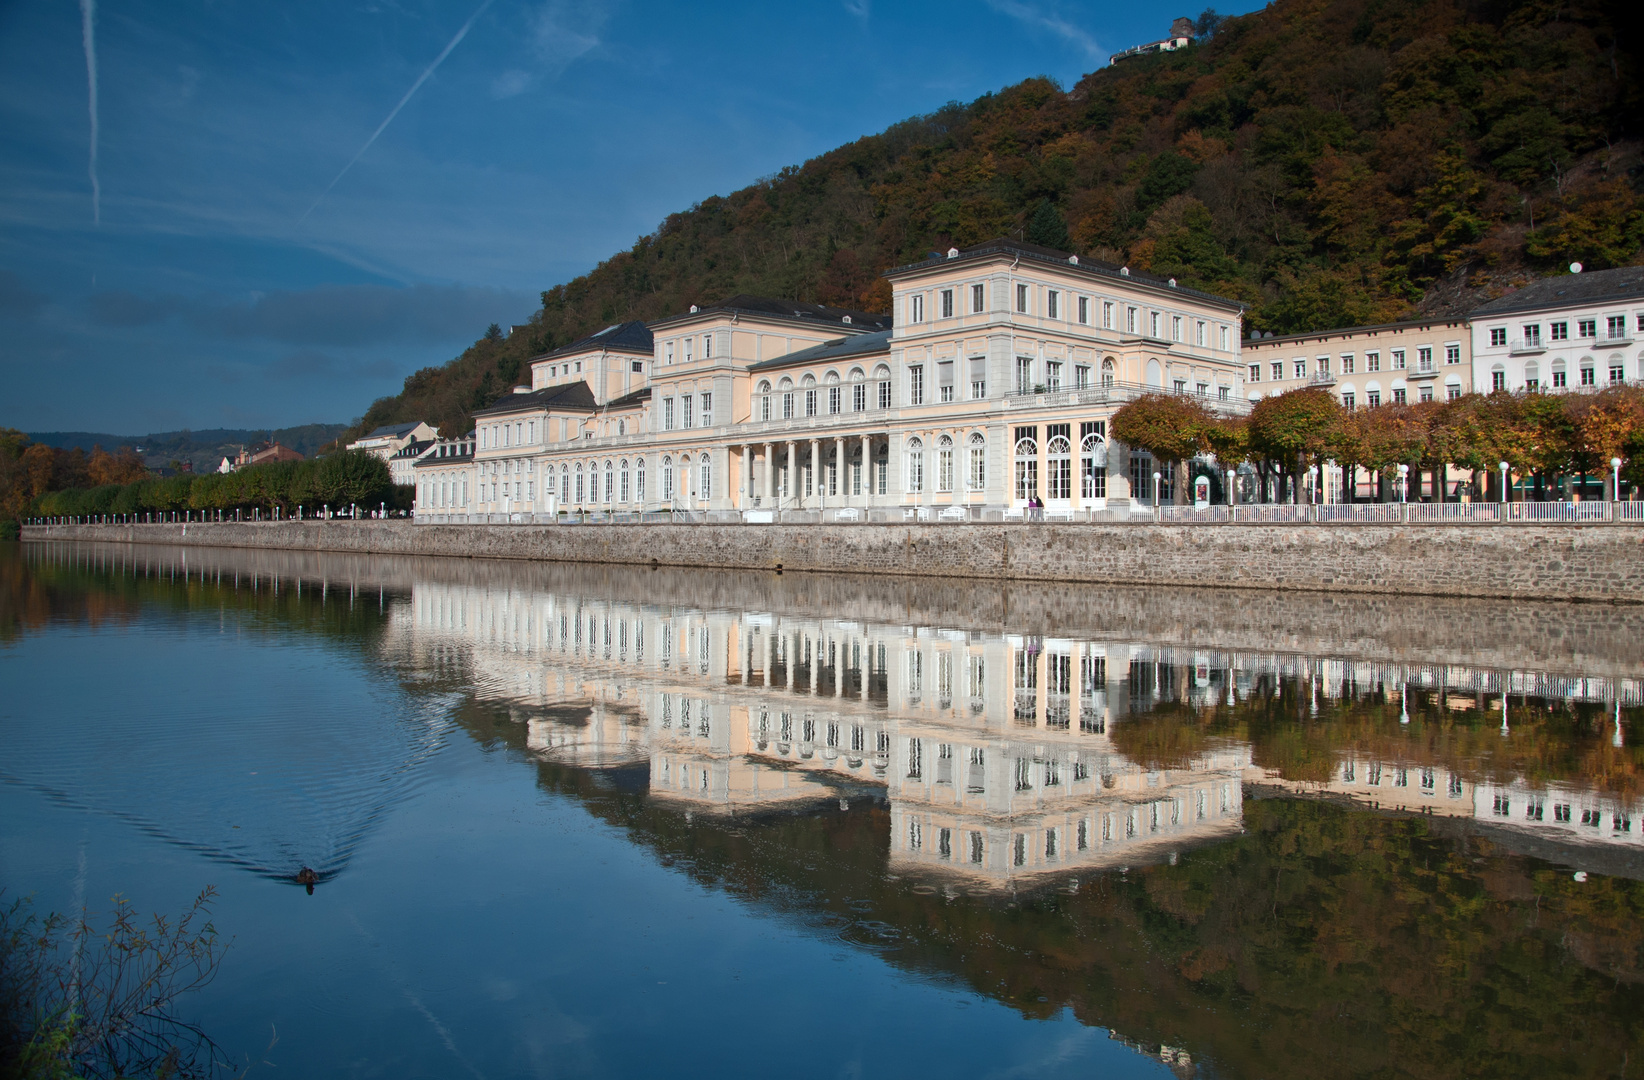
[
  {"xmin": 1226, "ymin": 469, "xmax": 1236, "ymax": 506},
  {"xmin": 1612, "ymin": 456, "xmax": 1622, "ymax": 502},
  {"xmin": 1498, "ymin": 461, "xmax": 1510, "ymax": 504},
  {"xmin": 1397, "ymin": 463, "xmax": 1409, "ymax": 504},
  {"xmin": 1152, "ymin": 471, "xmax": 1162, "ymax": 510}
]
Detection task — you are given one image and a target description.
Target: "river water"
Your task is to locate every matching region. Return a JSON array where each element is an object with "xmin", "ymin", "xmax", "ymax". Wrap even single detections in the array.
[{"xmin": 2, "ymin": 540, "xmax": 1641, "ymax": 1078}]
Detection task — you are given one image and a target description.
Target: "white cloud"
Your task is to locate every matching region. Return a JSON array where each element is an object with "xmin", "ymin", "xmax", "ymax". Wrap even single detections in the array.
[
  {"xmin": 842, "ymin": 0, "xmax": 871, "ymax": 19},
  {"xmin": 491, "ymin": 69, "xmax": 532, "ymax": 98},
  {"xmin": 529, "ymin": 0, "xmax": 607, "ymax": 73},
  {"xmin": 982, "ymin": 0, "xmax": 1102, "ymax": 61}
]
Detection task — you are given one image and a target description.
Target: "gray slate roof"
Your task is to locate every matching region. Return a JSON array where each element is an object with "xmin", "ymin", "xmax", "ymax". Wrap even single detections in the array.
[
  {"xmin": 472, "ymin": 380, "xmax": 598, "ymax": 418},
  {"xmin": 1471, "ymin": 266, "xmax": 1644, "ymax": 317},
  {"xmin": 748, "ymin": 329, "xmax": 893, "ymax": 373},
  {"xmin": 652, "ymin": 295, "xmax": 890, "ymax": 331},
  {"xmin": 530, "ymin": 320, "xmax": 654, "ymax": 362},
  {"xmin": 365, "ymin": 420, "xmax": 424, "ymax": 439},
  {"xmin": 603, "ymin": 386, "xmax": 653, "ymax": 409}
]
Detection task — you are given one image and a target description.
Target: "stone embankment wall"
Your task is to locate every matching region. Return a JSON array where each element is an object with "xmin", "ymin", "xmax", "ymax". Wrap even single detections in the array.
[{"xmin": 24, "ymin": 519, "xmax": 1644, "ymax": 603}]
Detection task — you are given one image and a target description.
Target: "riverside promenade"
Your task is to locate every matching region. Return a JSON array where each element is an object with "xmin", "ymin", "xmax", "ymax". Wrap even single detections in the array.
[{"xmin": 23, "ymin": 518, "xmax": 1644, "ymax": 603}]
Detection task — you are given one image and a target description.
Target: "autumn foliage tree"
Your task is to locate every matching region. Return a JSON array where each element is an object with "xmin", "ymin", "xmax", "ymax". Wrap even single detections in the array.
[
  {"xmin": 1248, "ymin": 389, "xmax": 1341, "ymax": 502},
  {"xmin": 1110, "ymin": 394, "xmax": 1215, "ymax": 503}
]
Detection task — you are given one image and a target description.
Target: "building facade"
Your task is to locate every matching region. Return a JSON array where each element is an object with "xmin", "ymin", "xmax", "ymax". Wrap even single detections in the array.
[
  {"xmin": 415, "ymin": 239, "xmax": 1250, "ymax": 521},
  {"xmin": 1241, "ymin": 318, "xmax": 1474, "ymax": 408},
  {"xmin": 1469, "ymin": 265, "xmax": 1644, "ymax": 395}
]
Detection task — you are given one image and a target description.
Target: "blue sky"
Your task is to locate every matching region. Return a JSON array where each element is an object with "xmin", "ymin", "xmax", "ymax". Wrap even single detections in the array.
[{"xmin": 0, "ymin": 0, "xmax": 1254, "ymax": 434}]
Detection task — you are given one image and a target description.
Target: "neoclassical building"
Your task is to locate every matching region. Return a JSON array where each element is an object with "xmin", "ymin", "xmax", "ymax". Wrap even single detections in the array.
[{"xmin": 414, "ymin": 239, "xmax": 1249, "ymax": 521}]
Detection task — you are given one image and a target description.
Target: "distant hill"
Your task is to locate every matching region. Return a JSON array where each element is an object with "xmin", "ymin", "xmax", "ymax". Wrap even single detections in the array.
[
  {"xmin": 28, "ymin": 424, "xmax": 350, "ymax": 474},
  {"xmin": 347, "ymin": 0, "xmax": 1640, "ymax": 443}
]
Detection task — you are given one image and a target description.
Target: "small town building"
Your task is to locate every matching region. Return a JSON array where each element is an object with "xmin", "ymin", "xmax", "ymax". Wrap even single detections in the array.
[
  {"xmin": 1468, "ymin": 265, "xmax": 1644, "ymax": 394},
  {"xmin": 348, "ymin": 421, "xmax": 439, "ymax": 462}
]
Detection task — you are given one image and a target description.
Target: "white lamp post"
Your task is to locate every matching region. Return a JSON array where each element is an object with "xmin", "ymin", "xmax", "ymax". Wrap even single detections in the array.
[
  {"xmin": 1498, "ymin": 461, "xmax": 1509, "ymax": 504},
  {"xmin": 1152, "ymin": 471, "xmax": 1162, "ymax": 510},
  {"xmin": 1612, "ymin": 456, "xmax": 1622, "ymax": 502},
  {"xmin": 1397, "ymin": 463, "xmax": 1409, "ymax": 504},
  {"xmin": 1226, "ymin": 469, "xmax": 1236, "ymax": 506}
]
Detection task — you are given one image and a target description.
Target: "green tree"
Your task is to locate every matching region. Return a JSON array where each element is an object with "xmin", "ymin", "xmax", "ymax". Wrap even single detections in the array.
[
  {"xmin": 1248, "ymin": 389, "xmax": 1340, "ymax": 502},
  {"xmin": 1111, "ymin": 394, "xmax": 1214, "ymax": 504},
  {"xmin": 1024, "ymin": 200, "xmax": 1070, "ymax": 250}
]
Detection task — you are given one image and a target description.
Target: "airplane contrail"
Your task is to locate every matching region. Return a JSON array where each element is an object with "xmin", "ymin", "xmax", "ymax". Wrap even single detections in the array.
[
  {"xmin": 301, "ymin": 0, "xmax": 494, "ymax": 222},
  {"xmin": 80, "ymin": 0, "xmax": 100, "ymax": 224}
]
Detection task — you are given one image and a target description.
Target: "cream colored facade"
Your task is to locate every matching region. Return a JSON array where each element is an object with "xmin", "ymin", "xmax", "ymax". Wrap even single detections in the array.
[
  {"xmin": 414, "ymin": 240, "xmax": 1250, "ymax": 521},
  {"xmin": 1241, "ymin": 318, "xmax": 1473, "ymax": 409}
]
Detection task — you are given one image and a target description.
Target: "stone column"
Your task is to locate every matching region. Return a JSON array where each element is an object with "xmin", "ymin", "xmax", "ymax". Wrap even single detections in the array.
[
  {"xmin": 810, "ymin": 438, "xmax": 820, "ymax": 511},
  {"xmin": 861, "ymin": 434, "xmax": 872, "ymax": 506},
  {"xmin": 765, "ymin": 443, "xmax": 775, "ymax": 504},
  {"xmin": 743, "ymin": 445, "xmax": 753, "ymax": 509},
  {"xmin": 834, "ymin": 437, "xmax": 845, "ymax": 504},
  {"xmin": 785, "ymin": 441, "xmax": 796, "ymax": 506}
]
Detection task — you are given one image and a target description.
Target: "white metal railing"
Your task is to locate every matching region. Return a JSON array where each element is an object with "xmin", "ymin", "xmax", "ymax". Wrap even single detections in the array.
[
  {"xmin": 1231, "ymin": 503, "xmax": 1311, "ymax": 523},
  {"xmin": 1317, "ymin": 503, "xmax": 1402, "ymax": 523},
  {"xmin": 1506, "ymin": 500, "xmax": 1611, "ymax": 523},
  {"xmin": 1159, "ymin": 504, "xmax": 1232, "ymax": 523},
  {"xmin": 1408, "ymin": 502, "xmax": 1500, "ymax": 523}
]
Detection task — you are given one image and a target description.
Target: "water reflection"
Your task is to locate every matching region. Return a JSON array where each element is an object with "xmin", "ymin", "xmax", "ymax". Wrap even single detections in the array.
[{"xmin": 9, "ymin": 540, "xmax": 1644, "ymax": 1078}]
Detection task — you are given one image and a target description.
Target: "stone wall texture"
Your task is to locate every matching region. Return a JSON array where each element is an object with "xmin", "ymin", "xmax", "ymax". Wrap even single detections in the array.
[{"xmin": 24, "ymin": 519, "xmax": 1644, "ymax": 604}]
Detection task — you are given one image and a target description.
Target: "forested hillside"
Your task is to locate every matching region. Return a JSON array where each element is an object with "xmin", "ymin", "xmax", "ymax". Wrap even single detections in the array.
[{"xmin": 355, "ymin": 0, "xmax": 1641, "ymax": 441}]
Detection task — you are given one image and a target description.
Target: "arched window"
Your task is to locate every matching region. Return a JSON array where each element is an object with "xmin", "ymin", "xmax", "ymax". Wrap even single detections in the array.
[
  {"xmin": 699, "ymin": 455, "xmax": 712, "ymax": 501},
  {"xmin": 874, "ymin": 364, "xmax": 892, "ymax": 409},
  {"xmin": 636, "ymin": 457, "xmax": 646, "ymax": 502},
  {"xmin": 1046, "ymin": 434, "xmax": 1072, "ymax": 501},
  {"xmin": 907, "ymin": 437, "xmax": 925, "ymax": 494},
  {"xmin": 618, "ymin": 418, "xmax": 626, "ymax": 436},
  {"xmin": 851, "ymin": 367, "xmax": 867, "ymax": 412},
  {"xmin": 780, "ymin": 378, "xmax": 795, "ymax": 420},
  {"xmin": 604, "ymin": 460, "xmax": 614, "ymax": 503},
  {"xmin": 875, "ymin": 444, "xmax": 888, "ymax": 494},
  {"xmin": 936, "ymin": 435, "xmax": 954, "ymax": 493},
  {"xmin": 559, "ymin": 464, "xmax": 569, "ymax": 504},
  {"xmin": 803, "ymin": 374, "xmax": 818, "ymax": 417},
  {"xmin": 1080, "ymin": 432, "xmax": 1107, "ymax": 499},
  {"xmin": 1101, "ymin": 358, "xmax": 1115, "ymax": 387},
  {"xmin": 620, "ymin": 459, "xmax": 630, "ymax": 502},
  {"xmin": 574, "ymin": 462, "xmax": 584, "ymax": 504},
  {"xmin": 679, "ymin": 454, "xmax": 693, "ymax": 498},
  {"xmin": 1145, "ymin": 358, "xmax": 1162, "ymax": 387},
  {"xmin": 758, "ymin": 380, "xmax": 772, "ymax": 422},
  {"xmin": 968, "ymin": 432, "xmax": 987, "ymax": 491},
  {"xmin": 825, "ymin": 369, "xmax": 842, "ymax": 414},
  {"xmin": 1014, "ymin": 436, "xmax": 1038, "ymax": 502},
  {"xmin": 661, "ymin": 455, "xmax": 674, "ymax": 500}
]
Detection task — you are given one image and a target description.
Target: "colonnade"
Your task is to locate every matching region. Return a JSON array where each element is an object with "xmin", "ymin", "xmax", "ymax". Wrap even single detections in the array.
[{"xmin": 740, "ymin": 435, "xmax": 887, "ymax": 509}]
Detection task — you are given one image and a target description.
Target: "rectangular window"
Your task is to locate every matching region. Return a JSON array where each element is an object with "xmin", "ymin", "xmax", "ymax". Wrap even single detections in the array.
[
  {"xmin": 1017, "ymin": 356, "xmax": 1034, "ymax": 394},
  {"xmin": 1392, "ymin": 349, "xmax": 1406, "ymax": 369},
  {"xmin": 663, "ymin": 398, "xmax": 675, "ymax": 431},
  {"xmin": 1447, "ymin": 385, "xmax": 1461, "ymax": 400},
  {"xmin": 853, "ymin": 383, "xmax": 867, "ymax": 411},
  {"xmin": 700, "ymin": 392, "xmax": 712, "ymax": 425},
  {"xmin": 938, "ymin": 360, "xmax": 955, "ymax": 402},
  {"xmin": 1047, "ymin": 291, "xmax": 1060, "ymax": 319},
  {"xmin": 829, "ymin": 385, "xmax": 841, "ymax": 414},
  {"xmin": 1342, "ymin": 392, "xmax": 1355, "ymax": 409},
  {"xmin": 1579, "ymin": 318, "xmax": 1596, "ymax": 337},
  {"xmin": 1611, "ymin": 364, "xmax": 1624, "ymax": 383},
  {"xmin": 1078, "ymin": 296, "xmax": 1089, "ymax": 324},
  {"xmin": 1294, "ymin": 360, "xmax": 1307, "ymax": 379},
  {"xmin": 909, "ymin": 365, "xmax": 924, "ymax": 406},
  {"xmin": 1220, "ymin": 325, "xmax": 1229, "ymax": 350},
  {"xmin": 1549, "ymin": 321, "xmax": 1567, "ymax": 341},
  {"xmin": 1419, "ymin": 385, "xmax": 1433, "ymax": 402},
  {"xmin": 1172, "ymin": 315, "xmax": 1182, "ymax": 341},
  {"xmin": 1490, "ymin": 328, "xmax": 1507, "ymax": 346},
  {"xmin": 1392, "ymin": 387, "xmax": 1407, "ymax": 404},
  {"xmin": 703, "ymin": 335, "xmax": 712, "ymax": 359},
  {"xmin": 910, "ymin": 294, "xmax": 924, "ymax": 323},
  {"xmin": 783, "ymin": 392, "xmax": 794, "ymax": 419},
  {"xmin": 1341, "ymin": 353, "xmax": 1354, "ymax": 374},
  {"xmin": 1195, "ymin": 320, "xmax": 1205, "ymax": 345},
  {"xmin": 1553, "ymin": 368, "xmax": 1567, "ymax": 388},
  {"xmin": 1318, "ymin": 355, "xmax": 1331, "ymax": 375},
  {"xmin": 970, "ymin": 356, "xmax": 987, "ymax": 400},
  {"xmin": 1151, "ymin": 311, "xmax": 1162, "ymax": 337},
  {"xmin": 804, "ymin": 388, "xmax": 816, "ymax": 416},
  {"xmin": 1523, "ymin": 324, "xmax": 1541, "ymax": 347},
  {"xmin": 1126, "ymin": 307, "xmax": 1137, "ymax": 333},
  {"xmin": 1075, "ymin": 364, "xmax": 1090, "ymax": 389},
  {"xmin": 1016, "ymin": 283, "xmax": 1029, "ymax": 313},
  {"xmin": 1103, "ymin": 301, "xmax": 1114, "ymax": 329},
  {"xmin": 1417, "ymin": 346, "xmax": 1433, "ymax": 372},
  {"xmin": 1608, "ymin": 315, "xmax": 1627, "ymax": 339},
  {"xmin": 1367, "ymin": 391, "xmax": 1381, "ymax": 407},
  {"xmin": 877, "ymin": 379, "xmax": 892, "ymax": 409},
  {"xmin": 1582, "ymin": 366, "xmax": 1596, "ymax": 386},
  {"xmin": 1046, "ymin": 360, "xmax": 1062, "ymax": 390},
  {"xmin": 1446, "ymin": 344, "xmax": 1461, "ymax": 364},
  {"xmin": 684, "ymin": 338, "xmax": 693, "ymax": 363},
  {"xmin": 940, "ymin": 289, "xmax": 953, "ymax": 318},
  {"xmin": 664, "ymin": 342, "xmax": 674, "ymax": 365},
  {"xmin": 1249, "ymin": 363, "xmax": 1261, "ymax": 382},
  {"xmin": 969, "ymin": 441, "xmax": 986, "ymax": 490},
  {"xmin": 1271, "ymin": 361, "xmax": 1283, "ymax": 381},
  {"xmin": 971, "ymin": 283, "xmax": 985, "ymax": 313},
  {"xmin": 682, "ymin": 395, "xmax": 693, "ymax": 428}
]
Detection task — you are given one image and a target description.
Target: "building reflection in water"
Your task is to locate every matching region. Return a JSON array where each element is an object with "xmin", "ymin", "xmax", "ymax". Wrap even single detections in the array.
[{"xmin": 399, "ymin": 577, "xmax": 1642, "ymax": 888}]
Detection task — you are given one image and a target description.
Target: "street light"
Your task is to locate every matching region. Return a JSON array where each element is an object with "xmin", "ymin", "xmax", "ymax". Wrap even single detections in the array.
[
  {"xmin": 1397, "ymin": 463, "xmax": 1409, "ymax": 504},
  {"xmin": 1152, "ymin": 471, "xmax": 1162, "ymax": 510},
  {"xmin": 1226, "ymin": 469, "xmax": 1236, "ymax": 506},
  {"xmin": 1498, "ymin": 461, "xmax": 1510, "ymax": 504},
  {"xmin": 1612, "ymin": 456, "xmax": 1622, "ymax": 502}
]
